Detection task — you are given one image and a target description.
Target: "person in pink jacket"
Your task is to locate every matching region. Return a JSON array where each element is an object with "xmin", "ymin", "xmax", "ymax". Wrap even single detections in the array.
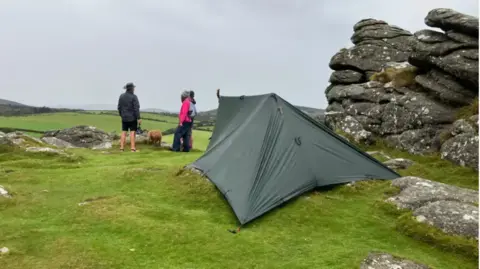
[{"xmin": 172, "ymin": 91, "xmax": 193, "ymax": 152}]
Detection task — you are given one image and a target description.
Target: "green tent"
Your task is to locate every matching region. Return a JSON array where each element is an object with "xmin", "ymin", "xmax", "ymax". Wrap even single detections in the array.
[{"xmin": 188, "ymin": 93, "xmax": 399, "ymax": 226}]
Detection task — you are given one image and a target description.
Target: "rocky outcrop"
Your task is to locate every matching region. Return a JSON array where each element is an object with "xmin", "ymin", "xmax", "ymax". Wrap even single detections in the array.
[
  {"xmin": 360, "ymin": 252, "xmax": 430, "ymax": 269},
  {"xmin": 387, "ymin": 176, "xmax": 478, "ymax": 239},
  {"xmin": 324, "ymin": 8, "xmax": 478, "ymax": 169},
  {"xmin": 42, "ymin": 126, "xmax": 113, "ymax": 149}
]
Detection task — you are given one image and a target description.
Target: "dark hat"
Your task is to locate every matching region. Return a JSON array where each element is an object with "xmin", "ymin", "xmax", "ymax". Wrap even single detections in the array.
[{"xmin": 124, "ymin": 82, "xmax": 136, "ymax": 90}]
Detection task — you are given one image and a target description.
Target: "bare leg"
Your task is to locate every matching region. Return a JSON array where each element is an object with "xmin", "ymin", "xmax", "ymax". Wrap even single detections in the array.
[
  {"xmin": 130, "ymin": 131, "xmax": 136, "ymax": 151},
  {"xmin": 120, "ymin": 131, "xmax": 126, "ymax": 150}
]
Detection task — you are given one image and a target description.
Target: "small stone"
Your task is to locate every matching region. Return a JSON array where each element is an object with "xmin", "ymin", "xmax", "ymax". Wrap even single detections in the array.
[
  {"xmin": 416, "ymin": 215, "xmax": 427, "ymax": 222},
  {"xmin": 0, "ymin": 185, "xmax": 11, "ymax": 198},
  {"xmin": 383, "ymin": 158, "xmax": 415, "ymax": 169}
]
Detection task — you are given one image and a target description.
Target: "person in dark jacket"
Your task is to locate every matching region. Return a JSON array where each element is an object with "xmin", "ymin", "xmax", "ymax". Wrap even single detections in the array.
[{"xmin": 117, "ymin": 82, "xmax": 141, "ymax": 152}]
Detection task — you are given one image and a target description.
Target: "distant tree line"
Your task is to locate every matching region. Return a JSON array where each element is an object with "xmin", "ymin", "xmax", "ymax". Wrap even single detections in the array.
[{"xmin": 0, "ymin": 104, "xmax": 81, "ymax": 117}]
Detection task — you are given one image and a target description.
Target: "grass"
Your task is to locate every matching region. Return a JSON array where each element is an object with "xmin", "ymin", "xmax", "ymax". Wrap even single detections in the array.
[
  {"xmin": 0, "ymin": 112, "xmax": 178, "ymax": 134},
  {"xmin": 369, "ymin": 65, "xmax": 418, "ymax": 88},
  {"xmin": 0, "ymin": 113, "xmax": 478, "ymax": 268},
  {"xmin": 456, "ymin": 98, "xmax": 479, "ymax": 121}
]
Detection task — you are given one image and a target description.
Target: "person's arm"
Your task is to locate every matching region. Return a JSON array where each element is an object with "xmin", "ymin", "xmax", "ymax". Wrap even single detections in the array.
[
  {"xmin": 178, "ymin": 100, "xmax": 190, "ymax": 125},
  {"xmin": 117, "ymin": 96, "xmax": 122, "ymax": 116},
  {"xmin": 133, "ymin": 95, "xmax": 141, "ymax": 121}
]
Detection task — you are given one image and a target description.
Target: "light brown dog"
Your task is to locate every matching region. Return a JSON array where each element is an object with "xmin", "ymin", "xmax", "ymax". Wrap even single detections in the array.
[{"xmin": 147, "ymin": 130, "xmax": 162, "ymax": 145}]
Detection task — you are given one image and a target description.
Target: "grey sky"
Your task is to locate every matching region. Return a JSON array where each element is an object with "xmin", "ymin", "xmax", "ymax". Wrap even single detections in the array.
[{"xmin": 1, "ymin": 0, "xmax": 478, "ymax": 111}]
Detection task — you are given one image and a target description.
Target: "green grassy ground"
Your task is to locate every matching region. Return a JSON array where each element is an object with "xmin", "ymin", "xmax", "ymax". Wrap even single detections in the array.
[
  {"xmin": 0, "ymin": 114, "xmax": 478, "ymax": 268},
  {"xmin": 0, "ymin": 112, "xmax": 177, "ymax": 135}
]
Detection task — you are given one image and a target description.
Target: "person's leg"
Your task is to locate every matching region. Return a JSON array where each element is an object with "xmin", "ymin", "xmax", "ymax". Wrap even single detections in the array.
[
  {"xmin": 129, "ymin": 121, "xmax": 138, "ymax": 151},
  {"xmin": 172, "ymin": 125, "xmax": 185, "ymax": 151},
  {"xmin": 182, "ymin": 122, "xmax": 192, "ymax": 152},
  {"xmin": 120, "ymin": 121, "xmax": 128, "ymax": 150}
]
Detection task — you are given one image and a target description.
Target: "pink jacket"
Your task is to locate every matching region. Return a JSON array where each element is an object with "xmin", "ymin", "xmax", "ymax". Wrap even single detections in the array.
[{"xmin": 179, "ymin": 98, "xmax": 192, "ymax": 125}]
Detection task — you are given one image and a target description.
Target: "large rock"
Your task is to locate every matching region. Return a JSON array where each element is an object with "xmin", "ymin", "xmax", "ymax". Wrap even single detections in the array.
[
  {"xmin": 441, "ymin": 133, "xmax": 479, "ymax": 170},
  {"xmin": 425, "ymin": 8, "xmax": 479, "ymax": 37},
  {"xmin": 42, "ymin": 126, "xmax": 112, "ymax": 149},
  {"xmin": 414, "ymin": 200, "xmax": 478, "ymax": 239},
  {"xmin": 329, "ymin": 20, "xmax": 415, "ymax": 73},
  {"xmin": 329, "ymin": 70, "xmax": 364, "ymax": 84},
  {"xmin": 360, "ymin": 252, "xmax": 430, "ymax": 269},
  {"xmin": 415, "ymin": 69, "xmax": 476, "ymax": 106},
  {"xmin": 387, "ymin": 176, "xmax": 478, "ymax": 239},
  {"xmin": 409, "ymin": 10, "xmax": 479, "ymax": 89}
]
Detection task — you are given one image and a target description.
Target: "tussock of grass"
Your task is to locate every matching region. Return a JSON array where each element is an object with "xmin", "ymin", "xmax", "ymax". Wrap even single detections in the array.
[
  {"xmin": 396, "ymin": 212, "xmax": 479, "ymax": 259},
  {"xmin": 369, "ymin": 66, "xmax": 418, "ymax": 88},
  {"xmin": 456, "ymin": 98, "xmax": 479, "ymax": 120}
]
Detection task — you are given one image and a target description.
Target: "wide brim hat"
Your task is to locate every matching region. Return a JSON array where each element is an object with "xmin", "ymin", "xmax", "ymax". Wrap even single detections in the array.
[{"xmin": 124, "ymin": 82, "xmax": 136, "ymax": 89}]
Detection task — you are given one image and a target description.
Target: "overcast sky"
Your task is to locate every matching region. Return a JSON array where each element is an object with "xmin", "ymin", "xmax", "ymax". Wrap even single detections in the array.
[{"xmin": 1, "ymin": 0, "xmax": 478, "ymax": 111}]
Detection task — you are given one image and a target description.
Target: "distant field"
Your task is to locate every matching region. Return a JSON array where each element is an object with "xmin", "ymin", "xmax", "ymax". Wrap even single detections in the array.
[
  {"xmin": 0, "ymin": 112, "xmax": 213, "ymax": 150},
  {"xmin": 0, "ymin": 112, "xmax": 178, "ymax": 134},
  {"xmin": 162, "ymin": 129, "xmax": 212, "ymax": 151},
  {"xmin": 87, "ymin": 111, "xmax": 178, "ymax": 123}
]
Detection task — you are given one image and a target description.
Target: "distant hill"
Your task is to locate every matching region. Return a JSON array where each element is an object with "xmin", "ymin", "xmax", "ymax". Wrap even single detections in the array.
[
  {"xmin": 53, "ymin": 104, "xmax": 171, "ymax": 113},
  {"xmin": 0, "ymin": 98, "xmax": 28, "ymax": 107},
  {"xmin": 141, "ymin": 108, "xmax": 170, "ymax": 113},
  {"xmin": 0, "ymin": 98, "xmax": 80, "ymax": 116}
]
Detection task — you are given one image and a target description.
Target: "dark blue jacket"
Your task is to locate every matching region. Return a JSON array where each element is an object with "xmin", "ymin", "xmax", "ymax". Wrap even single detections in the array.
[{"xmin": 117, "ymin": 91, "xmax": 140, "ymax": 122}]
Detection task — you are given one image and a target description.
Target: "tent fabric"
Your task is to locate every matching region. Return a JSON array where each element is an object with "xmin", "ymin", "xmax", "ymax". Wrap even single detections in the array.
[{"xmin": 188, "ymin": 93, "xmax": 400, "ymax": 225}]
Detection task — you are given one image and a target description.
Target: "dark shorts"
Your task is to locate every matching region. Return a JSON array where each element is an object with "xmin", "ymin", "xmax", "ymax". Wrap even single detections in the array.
[{"xmin": 122, "ymin": 121, "xmax": 138, "ymax": 132}]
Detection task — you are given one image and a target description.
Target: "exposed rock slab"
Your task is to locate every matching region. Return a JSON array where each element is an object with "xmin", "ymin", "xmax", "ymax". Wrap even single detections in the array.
[
  {"xmin": 387, "ymin": 176, "xmax": 478, "ymax": 238},
  {"xmin": 25, "ymin": 147, "xmax": 67, "ymax": 155},
  {"xmin": 42, "ymin": 126, "xmax": 112, "ymax": 149},
  {"xmin": 41, "ymin": 137, "xmax": 77, "ymax": 148},
  {"xmin": 414, "ymin": 200, "xmax": 478, "ymax": 239},
  {"xmin": 329, "ymin": 70, "xmax": 364, "ymax": 84},
  {"xmin": 415, "ymin": 69, "xmax": 476, "ymax": 106},
  {"xmin": 360, "ymin": 252, "xmax": 430, "ymax": 269}
]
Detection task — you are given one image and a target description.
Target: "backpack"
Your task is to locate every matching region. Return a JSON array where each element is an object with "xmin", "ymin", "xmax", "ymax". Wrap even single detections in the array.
[{"xmin": 188, "ymin": 100, "xmax": 197, "ymax": 119}]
